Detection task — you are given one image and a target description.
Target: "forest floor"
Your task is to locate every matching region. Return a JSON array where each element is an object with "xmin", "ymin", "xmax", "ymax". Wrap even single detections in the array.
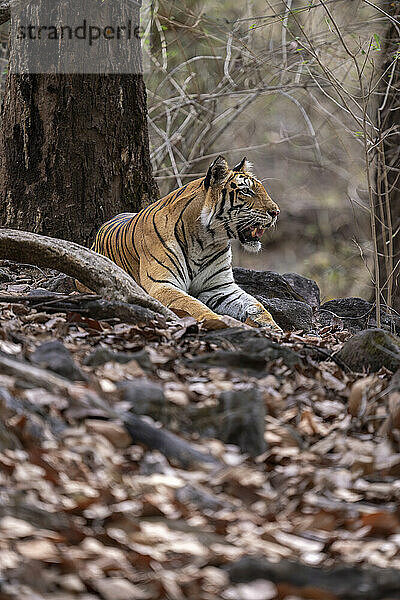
[{"xmin": 0, "ymin": 262, "xmax": 399, "ymax": 600}]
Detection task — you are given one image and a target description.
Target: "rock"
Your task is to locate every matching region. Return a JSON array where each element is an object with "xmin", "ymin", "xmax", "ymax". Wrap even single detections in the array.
[
  {"xmin": 335, "ymin": 329, "xmax": 400, "ymax": 372},
  {"xmin": 120, "ymin": 379, "xmax": 166, "ymax": 415},
  {"xmin": 320, "ymin": 297, "xmax": 400, "ymax": 333},
  {"xmin": 233, "ymin": 268, "xmax": 304, "ymax": 301},
  {"xmin": 187, "ymin": 351, "xmax": 268, "ymax": 375},
  {"xmin": 217, "ymin": 387, "xmax": 267, "ymax": 456},
  {"xmin": 83, "ymin": 347, "xmax": 152, "ymax": 370},
  {"xmin": 233, "ymin": 268, "xmax": 315, "ymax": 331},
  {"xmin": 262, "ymin": 298, "xmax": 313, "ymax": 332},
  {"xmin": 201, "ymin": 327, "xmax": 302, "ymax": 369},
  {"xmin": 188, "ymin": 387, "xmax": 267, "ymax": 455},
  {"xmin": 30, "ymin": 340, "xmax": 87, "ymax": 381},
  {"xmin": 282, "ymin": 272, "xmax": 320, "ymax": 310}
]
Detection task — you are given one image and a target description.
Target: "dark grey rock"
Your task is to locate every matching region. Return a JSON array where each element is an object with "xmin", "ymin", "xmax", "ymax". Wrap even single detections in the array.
[
  {"xmin": 217, "ymin": 387, "xmax": 267, "ymax": 456},
  {"xmin": 262, "ymin": 298, "xmax": 313, "ymax": 332},
  {"xmin": 84, "ymin": 347, "xmax": 152, "ymax": 370},
  {"xmin": 233, "ymin": 268, "xmax": 315, "ymax": 331},
  {"xmin": 202, "ymin": 327, "xmax": 302, "ymax": 369},
  {"xmin": 233, "ymin": 268, "xmax": 304, "ymax": 301},
  {"xmin": 120, "ymin": 379, "xmax": 165, "ymax": 415},
  {"xmin": 186, "ymin": 351, "xmax": 267, "ymax": 375},
  {"xmin": 282, "ymin": 272, "xmax": 320, "ymax": 310},
  {"xmin": 320, "ymin": 297, "xmax": 400, "ymax": 333},
  {"xmin": 335, "ymin": 328, "xmax": 400, "ymax": 372},
  {"xmin": 30, "ymin": 340, "xmax": 87, "ymax": 381}
]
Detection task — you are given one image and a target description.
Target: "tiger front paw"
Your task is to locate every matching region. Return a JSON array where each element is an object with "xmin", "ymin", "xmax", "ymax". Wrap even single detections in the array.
[{"xmin": 245, "ymin": 311, "xmax": 282, "ymax": 332}]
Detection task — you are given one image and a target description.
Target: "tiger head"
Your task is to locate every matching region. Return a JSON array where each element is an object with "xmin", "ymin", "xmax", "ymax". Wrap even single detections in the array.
[{"xmin": 201, "ymin": 155, "xmax": 280, "ymax": 252}]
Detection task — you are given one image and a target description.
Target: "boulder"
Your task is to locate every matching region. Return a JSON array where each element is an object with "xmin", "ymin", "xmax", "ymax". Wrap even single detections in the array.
[
  {"xmin": 233, "ymin": 268, "xmax": 305, "ymax": 301},
  {"xmin": 233, "ymin": 268, "xmax": 315, "ymax": 331},
  {"xmin": 30, "ymin": 340, "xmax": 87, "ymax": 381},
  {"xmin": 320, "ymin": 297, "xmax": 400, "ymax": 333},
  {"xmin": 282, "ymin": 272, "xmax": 320, "ymax": 310},
  {"xmin": 335, "ymin": 329, "xmax": 400, "ymax": 372},
  {"xmin": 262, "ymin": 298, "xmax": 313, "ymax": 332}
]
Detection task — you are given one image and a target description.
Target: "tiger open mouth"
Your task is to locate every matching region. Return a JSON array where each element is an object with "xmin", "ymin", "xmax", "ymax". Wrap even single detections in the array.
[{"xmin": 239, "ymin": 222, "xmax": 271, "ymax": 244}]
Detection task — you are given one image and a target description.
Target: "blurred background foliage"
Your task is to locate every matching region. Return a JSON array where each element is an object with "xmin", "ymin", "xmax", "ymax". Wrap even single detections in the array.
[{"xmin": 143, "ymin": 0, "xmax": 393, "ymax": 301}]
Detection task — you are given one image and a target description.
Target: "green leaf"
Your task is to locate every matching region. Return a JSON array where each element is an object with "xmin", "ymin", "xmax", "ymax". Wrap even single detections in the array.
[{"xmin": 373, "ymin": 33, "xmax": 381, "ymax": 49}]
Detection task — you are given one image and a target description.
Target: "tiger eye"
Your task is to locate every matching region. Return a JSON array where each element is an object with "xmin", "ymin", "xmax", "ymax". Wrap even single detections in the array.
[{"xmin": 230, "ymin": 182, "xmax": 237, "ymax": 188}]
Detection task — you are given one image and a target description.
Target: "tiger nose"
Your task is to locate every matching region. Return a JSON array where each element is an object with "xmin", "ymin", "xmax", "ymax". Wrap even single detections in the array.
[{"xmin": 268, "ymin": 208, "xmax": 280, "ymax": 217}]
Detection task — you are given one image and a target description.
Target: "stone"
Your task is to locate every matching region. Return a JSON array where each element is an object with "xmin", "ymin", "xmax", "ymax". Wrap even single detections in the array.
[
  {"xmin": 262, "ymin": 298, "xmax": 313, "ymax": 332},
  {"xmin": 201, "ymin": 327, "xmax": 302, "ymax": 368},
  {"xmin": 335, "ymin": 328, "xmax": 400, "ymax": 372},
  {"xmin": 30, "ymin": 340, "xmax": 87, "ymax": 381},
  {"xmin": 282, "ymin": 272, "xmax": 320, "ymax": 309},
  {"xmin": 187, "ymin": 351, "xmax": 268, "ymax": 375},
  {"xmin": 233, "ymin": 268, "xmax": 304, "ymax": 301},
  {"xmin": 83, "ymin": 347, "xmax": 152, "ymax": 370},
  {"xmin": 320, "ymin": 297, "xmax": 400, "ymax": 333},
  {"xmin": 233, "ymin": 268, "xmax": 315, "ymax": 331},
  {"xmin": 217, "ymin": 387, "xmax": 267, "ymax": 456},
  {"xmin": 120, "ymin": 379, "xmax": 165, "ymax": 415}
]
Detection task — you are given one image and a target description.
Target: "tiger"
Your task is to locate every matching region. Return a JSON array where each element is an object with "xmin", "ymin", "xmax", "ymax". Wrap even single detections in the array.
[{"xmin": 89, "ymin": 155, "xmax": 281, "ymax": 329}]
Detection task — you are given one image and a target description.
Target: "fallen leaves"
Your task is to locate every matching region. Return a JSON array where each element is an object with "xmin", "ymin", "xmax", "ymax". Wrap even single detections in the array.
[{"xmin": 0, "ymin": 265, "xmax": 400, "ymax": 599}]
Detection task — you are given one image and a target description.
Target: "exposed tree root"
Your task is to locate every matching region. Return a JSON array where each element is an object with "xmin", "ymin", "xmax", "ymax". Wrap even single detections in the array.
[{"xmin": 0, "ymin": 229, "xmax": 176, "ymax": 320}]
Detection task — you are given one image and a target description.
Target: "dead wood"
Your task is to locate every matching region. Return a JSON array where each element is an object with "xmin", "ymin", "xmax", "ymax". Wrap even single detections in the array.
[
  {"xmin": 123, "ymin": 414, "xmax": 221, "ymax": 469},
  {"xmin": 0, "ymin": 292, "xmax": 166, "ymax": 326},
  {"xmin": 0, "ymin": 229, "xmax": 175, "ymax": 319},
  {"xmin": 0, "ymin": 353, "xmax": 72, "ymax": 393},
  {"xmin": 225, "ymin": 556, "xmax": 400, "ymax": 600}
]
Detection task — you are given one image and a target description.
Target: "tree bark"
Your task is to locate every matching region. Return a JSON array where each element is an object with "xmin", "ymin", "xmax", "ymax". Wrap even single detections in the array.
[
  {"xmin": 376, "ymin": 5, "xmax": 400, "ymax": 311},
  {"xmin": 0, "ymin": 3, "xmax": 158, "ymax": 245}
]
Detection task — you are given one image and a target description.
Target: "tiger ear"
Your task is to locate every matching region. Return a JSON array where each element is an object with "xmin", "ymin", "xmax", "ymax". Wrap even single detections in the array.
[
  {"xmin": 204, "ymin": 155, "xmax": 230, "ymax": 191},
  {"xmin": 232, "ymin": 156, "xmax": 253, "ymax": 173}
]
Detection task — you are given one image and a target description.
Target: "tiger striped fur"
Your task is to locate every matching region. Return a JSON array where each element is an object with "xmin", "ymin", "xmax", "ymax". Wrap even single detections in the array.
[{"xmin": 90, "ymin": 156, "xmax": 281, "ymax": 329}]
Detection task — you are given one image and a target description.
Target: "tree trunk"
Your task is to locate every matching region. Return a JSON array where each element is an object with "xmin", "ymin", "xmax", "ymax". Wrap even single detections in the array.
[
  {"xmin": 376, "ymin": 5, "xmax": 400, "ymax": 312},
  {"xmin": 0, "ymin": 5, "xmax": 158, "ymax": 245}
]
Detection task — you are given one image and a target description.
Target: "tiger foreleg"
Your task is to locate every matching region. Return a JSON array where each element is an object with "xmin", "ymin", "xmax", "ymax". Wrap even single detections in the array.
[
  {"xmin": 145, "ymin": 282, "xmax": 228, "ymax": 326},
  {"xmin": 198, "ymin": 286, "xmax": 281, "ymax": 331}
]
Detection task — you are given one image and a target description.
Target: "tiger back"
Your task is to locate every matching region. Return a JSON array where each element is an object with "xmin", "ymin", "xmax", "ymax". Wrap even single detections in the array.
[{"xmin": 87, "ymin": 155, "xmax": 282, "ymax": 329}]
